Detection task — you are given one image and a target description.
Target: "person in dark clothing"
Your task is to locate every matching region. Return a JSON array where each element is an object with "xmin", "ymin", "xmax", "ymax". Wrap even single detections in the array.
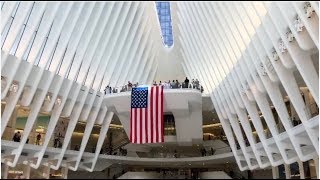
[
  {"xmin": 36, "ymin": 133, "xmax": 41, "ymax": 145},
  {"xmin": 13, "ymin": 131, "xmax": 21, "ymax": 142},
  {"xmin": 211, "ymin": 147, "xmax": 215, "ymax": 155},
  {"xmin": 54, "ymin": 138, "xmax": 58, "ymax": 148},
  {"xmin": 201, "ymin": 148, "xmax": 205, "ymax": 157},
  {"xmin": 292, "ymin": 117, "xmax": 301, "ymax": 126},
  {"xmin": 104, "ymin": 86, "xmax": 109, "ymax": 95},
  {"xmin": 184, "ymin": 77, "xmax": 189, "ymax": 88},
  {"xmin": 229, "ymin": 170, "xmax": 234, "ymax": 178},
  {"xmin": 174, "ymin": 80, "xmax": 178, "ymax": 88}
]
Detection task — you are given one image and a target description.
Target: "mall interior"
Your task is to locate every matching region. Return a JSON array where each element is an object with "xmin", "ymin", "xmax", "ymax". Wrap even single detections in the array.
[{"xmin": 0, "ymin": 1, "xmax": 319, "ymax": 179}]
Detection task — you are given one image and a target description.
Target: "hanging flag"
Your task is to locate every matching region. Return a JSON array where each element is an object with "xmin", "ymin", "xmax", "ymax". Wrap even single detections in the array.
[{"xmin": 130, "ymin": 86, "xmax": 164, "ymax": 144}]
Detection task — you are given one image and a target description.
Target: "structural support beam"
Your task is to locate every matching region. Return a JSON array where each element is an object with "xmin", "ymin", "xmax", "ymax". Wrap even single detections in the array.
[
  {"xmin": 298, "ymin": 160, "xmax": 305, "ymax": 179},
  {"xmin": 272, "ymin": 166, "xmax": 279, "ymax": 179},
  {"xmin": 23, "ymin": 164, "xmax": 31, "ymax": 179},
  {"xmin": 43, "ymin": 165, "xmax": 51, "ymax": 179},
  {"xmin": 284, "ymin": 163, "xmax": 291, "ymax": 179},
  {"xmin": 2, "ymin": 161, "xmax": 9, "ymax": 179},
  {"xmin": 314, "ymin": 158, "xmax": 319, "ymax": 179},
  {"xmin": 61, "ymin": 165, "xmax": 69, "ymax": 179}
]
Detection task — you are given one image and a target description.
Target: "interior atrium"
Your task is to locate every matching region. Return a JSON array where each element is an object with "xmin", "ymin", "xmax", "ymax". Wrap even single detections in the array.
[{"xmin": 0, "ymin": 1, "xmax": 319, "ymax": 179}]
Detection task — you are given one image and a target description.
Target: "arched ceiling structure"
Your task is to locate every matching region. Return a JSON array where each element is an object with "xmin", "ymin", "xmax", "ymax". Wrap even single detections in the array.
[{"xmin": 1, "ymin": 1, "xmax": 319, "ymax": 172}]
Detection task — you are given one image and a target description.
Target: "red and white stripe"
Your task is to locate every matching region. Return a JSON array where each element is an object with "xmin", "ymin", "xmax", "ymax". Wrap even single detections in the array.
[{"xmin": 130, "ymin": 86, "xmax": 164, "ymax": 144}]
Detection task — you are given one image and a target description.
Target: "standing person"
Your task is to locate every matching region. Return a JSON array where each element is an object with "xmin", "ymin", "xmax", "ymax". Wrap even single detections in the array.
[
  {"xmin": 36, "ymin": 133, "xmax": 41, "ymax": 145},
  {"xmin": 171, "ymin": 80, "xmax": 175, "ymax": 88},
  {"xmin": 195, "ymin": 79, "xmax": 200, "ymax": 89},
  {"xmin": 211, "ymin": 147, "xmax": 215, "ymax": 155},
  {"xmin": 104, "ymin": 85, "xmax": 109, "ymax": 95},
  {"xmin": 184, "ymin": 77, "xmax": 189, "ymax": 88},
  {"xmin": 153, "ymin": 81, "xmax": 157, "ymax": 86},
  {"xmin": 54, "ymin": 138, "xmax": 58, "ymax": 148},
  {"xmin": 128, "ymin": 81, "xmax": 132, "ymax": 91},
  {"xmin": 174, "ymin": 150, "xmax": 178, "ymax": 158},
  {"xmin": 176, "ymin": 80, "xmax": 180, "ymax": 88},
  {"xmin": 167, "ymin": 80, "xmax": 171, "ymax": 89}
]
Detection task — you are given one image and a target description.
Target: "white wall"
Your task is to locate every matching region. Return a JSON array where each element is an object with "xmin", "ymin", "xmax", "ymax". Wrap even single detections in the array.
[
  {"xmin": 118, "ymin": 172, "xmax": 162, "ymax": 179},
  {"xmin": 200, "ymin": 171, "xmax": 232, "ymax": 179},
  {"xmin": 154, "ymin": 47, "xmax": 186, "ymax": 83}
]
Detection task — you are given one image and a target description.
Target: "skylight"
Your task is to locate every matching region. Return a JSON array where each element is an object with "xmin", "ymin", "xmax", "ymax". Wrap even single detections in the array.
[{"xmin": 156, "ymin": 1, "xmax": 174, "ymax": 47}]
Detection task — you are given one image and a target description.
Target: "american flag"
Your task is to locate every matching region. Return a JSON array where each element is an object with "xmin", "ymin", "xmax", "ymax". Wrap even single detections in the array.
[{"xmin": 130, "ymin": 86, "xmax": 164, "ymax": 144}]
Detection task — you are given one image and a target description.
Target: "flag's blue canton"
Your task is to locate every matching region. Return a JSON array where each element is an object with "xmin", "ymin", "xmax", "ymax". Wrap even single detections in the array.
[{"xmin": 131, "ymin": 87, "xmax": 148, "ymax": 108}]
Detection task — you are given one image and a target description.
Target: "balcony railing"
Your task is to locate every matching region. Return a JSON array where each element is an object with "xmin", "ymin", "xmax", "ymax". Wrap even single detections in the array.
[{"xmin": 104, "ymin": 83, "xmax": 204, "ymax": 95}]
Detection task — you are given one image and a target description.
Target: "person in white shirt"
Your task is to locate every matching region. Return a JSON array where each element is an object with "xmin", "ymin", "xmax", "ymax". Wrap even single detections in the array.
[{"xmin": 165, "ymin": 81, "xmax": 170, "ymax": 89}]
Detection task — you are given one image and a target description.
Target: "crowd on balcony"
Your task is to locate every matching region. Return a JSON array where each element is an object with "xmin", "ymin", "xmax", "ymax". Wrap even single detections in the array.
[{"xmin": 104, "ymin": 77, "xmax": 204, "ymax": 95}]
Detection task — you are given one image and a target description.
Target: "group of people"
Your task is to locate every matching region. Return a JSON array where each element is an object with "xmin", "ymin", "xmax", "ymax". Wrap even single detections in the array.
[
  {"xmin": 104, "ymin": 81, "xmax": 139, "ymax": 95},
  {"xmin": 12, "ymin": 131, "xmax": 41, "ymax": 145},
  {"xmin": 153, "ymin": 77, "xmax": 203, "ymax": 93},
  {"xmin": 103, "ymin": 77, "xmax": 204, "ymax": 95},
  {"xmin": 200, "ymin": 147, "xmax": 216, "ymax": 156}
]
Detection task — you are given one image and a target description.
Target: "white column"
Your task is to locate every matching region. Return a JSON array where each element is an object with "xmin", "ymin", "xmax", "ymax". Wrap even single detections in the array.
[
  {"xmin": 61, "ymin": 165, "xmax": 68, "ymax": 179},
  {"xmin": 3, "ymin": 106, "xmax": 18, "ymax": 141},
  {"xmin": 23, "ymin": 164, "xmax": 31, "ymax": 179},
  {"xmin": 314, "ymin": 158, "xmax": 319, "ymax": 179},
  {"xmin": 10, "ymin": 107, "xmax": 18, "ymax": 139},
  {"xmin": 42, "ymin": 165, "xmax": 51, "ymax": 179},
  {"xmin": 29, "ymin": 123, "xmax": 37, "ymax": 145},
  {"xmin": 272, "ymin": 166, "xmax": 279, "ymax": 179},
  {"xmin": 2, "ymin": 162, "xmax": 9, "ymax": 179},
  {"xmin": 284, "ymin": 163, "xmax": 291, "ymax": 179},
  {"xmin": 298, "ymin": 160, "xmax": 305, "ymax": 179}
]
